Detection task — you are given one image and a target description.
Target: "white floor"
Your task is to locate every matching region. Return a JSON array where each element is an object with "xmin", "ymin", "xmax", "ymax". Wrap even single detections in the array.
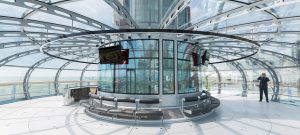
[{"xmin": 1, "ymin": 94, "xmax": 300, "ymax": 135}]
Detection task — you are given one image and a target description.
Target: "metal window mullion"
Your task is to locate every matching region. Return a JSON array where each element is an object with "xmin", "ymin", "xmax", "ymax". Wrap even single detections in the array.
[
  {"xmin": 174, "ymin": 39, "xmax": 178, "ymax": 105},
  {"xmin": 159, "ymin": 38, "xmax": 163, "ymax": 97}
]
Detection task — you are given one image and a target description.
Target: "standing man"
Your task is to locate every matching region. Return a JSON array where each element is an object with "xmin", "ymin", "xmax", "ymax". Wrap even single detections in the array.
[{"xmin": 257, "ymin": 73, "xmax": 270, "ymax": 102}]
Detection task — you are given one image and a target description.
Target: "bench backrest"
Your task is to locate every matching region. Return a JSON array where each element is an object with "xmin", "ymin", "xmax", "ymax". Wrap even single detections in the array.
[
  {"xmin": 138, "ymin": 98, "xmax": 160, "ymax": 104},
  {"xmin": 101, "ymin": 96, "xmax": 115, "ymax": 101},
  {"xmin": 183, "ymin": 96, "xmax": 199, "ymax": 102},
  {"xmin": 116, "ymin": 98, "xmax": 135, "ymax": 103}
]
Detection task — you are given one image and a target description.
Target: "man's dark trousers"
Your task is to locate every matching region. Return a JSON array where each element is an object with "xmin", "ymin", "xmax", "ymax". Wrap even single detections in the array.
[{"xmin": 260, "ymin": 88, "xmax": 268, "ymax": 101}]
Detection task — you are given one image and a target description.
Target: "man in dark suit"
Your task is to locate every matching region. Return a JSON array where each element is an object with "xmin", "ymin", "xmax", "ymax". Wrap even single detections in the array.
[{"xmin": 257, "ymin": 73, "xmax": 270, "ymax": 102}]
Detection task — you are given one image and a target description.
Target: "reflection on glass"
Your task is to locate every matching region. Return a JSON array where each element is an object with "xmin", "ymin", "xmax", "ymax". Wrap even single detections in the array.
[
  {"xmin": 178, "ymin": 42, "xmax": 201, "ymax": 94},
  {"xmin": 163, "ymin": 40, "xmax": 174, "ymax": 94},
  {"xmin": 99, "ymin": 40, "xmax": 159, "ymax": 94}
]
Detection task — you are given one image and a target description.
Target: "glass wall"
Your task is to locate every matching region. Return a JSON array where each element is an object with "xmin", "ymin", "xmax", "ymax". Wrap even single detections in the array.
[
  {"xmin": 0, "ymin": 66, "xmax": 28, "ymax": 103},
  {"xmin": 99, "ymin": 39, "xmax": 202, "ymax": 95},
  {"xmin": 177, "ymin": 41, "xmax": 202, "ymax": 94},
  {"xmin": 28, "ymin": 69, "xmax": 57, "ymax": 97},
  {"xmin": 99, "ymin": 39, "xmax": 159, "ymax": 94},
  {"xmin": 163, "ymin": 40, "xmax": 175, "ymax": 94}
]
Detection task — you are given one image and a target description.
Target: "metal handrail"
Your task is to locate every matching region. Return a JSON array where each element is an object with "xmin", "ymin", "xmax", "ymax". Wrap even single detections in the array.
[{"xmin": 0, "ymin": 80, "xmax": 100, "ymax": 86}]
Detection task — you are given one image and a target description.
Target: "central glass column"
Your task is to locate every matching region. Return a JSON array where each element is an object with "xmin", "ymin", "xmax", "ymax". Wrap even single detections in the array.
[{"xmin": 98, "ymin": 39, "xmax": 202, "ymax": 107}]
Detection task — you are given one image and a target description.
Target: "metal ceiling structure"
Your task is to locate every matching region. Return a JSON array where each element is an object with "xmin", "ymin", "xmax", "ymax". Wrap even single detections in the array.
[{"xmin": 0, "ymin": 0, "xmax": 299, "ymax": 103}]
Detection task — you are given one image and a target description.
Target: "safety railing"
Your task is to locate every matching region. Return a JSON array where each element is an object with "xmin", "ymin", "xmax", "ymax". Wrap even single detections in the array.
[{"xmin": 0, "ymin": 80, "xmax": 100, "ymax": 104}]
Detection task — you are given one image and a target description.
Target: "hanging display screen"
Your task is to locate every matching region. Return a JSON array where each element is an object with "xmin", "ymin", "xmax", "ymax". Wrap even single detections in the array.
[{"xmin": 99, "ymin": 45, "xmax": 129, "ymax": 64}]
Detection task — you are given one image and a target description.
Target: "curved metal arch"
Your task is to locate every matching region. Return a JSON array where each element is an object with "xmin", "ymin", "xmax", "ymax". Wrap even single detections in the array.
[
  {"xmin": 211, "ymin": 54, "xmax": 248, "ymax": 96},
  {"xmin": 0, "ymin": 40, "xmax": 99, "ymax": 49},
  {"xmin": 184, "ymin": 0, "xmax": 280, "ymax": 30},
  {"xmin": 104, "ymin": 0, "xmax": 139, "ymax": 28},
  {"xmin": 0, "ymin": 0, "xmax": 113, "ymax": 30},
  {"xmin": 210, "ymin": 16, "xmax": 300, "ymax": 33},
  {"xmin": 0, "ymin": 41, "xmax": 37, "ymax": 49},
  {"xmin": 210, "ymin": 50, "xmax": 280, "ymax": 101},
  {"xmin": 54, "ymin": 55, "xmax": 95, "ymax": 94},
  {"xmin": 23, "ymin": 49, "xmax": 93, "ymax": 99},
  {"xmin": 22, "ymin": 0, "xmax": 82, "ymax": 19},
  {"xmin": 0, "ymin": 31, "xmax": 102, "ymax": 43},
  {"xmin": 0, "ymin": 31, "xmax": 63, "ymax": 39},
  {"xmin": 23, "ymin": 57, "xmax": 53, "ymax": 99},
  {"xmin": 0, "ymin": 16, "xmax": 91, "ymax": 34},
  {"xmin": 199, "ymin": 40, "xmax": 299, "ymax": 48},
  {"xmin": 40, "ymin": 29, "xmax": 260, "ymax": 64},
  {"xmin": 195, "ymin": 31, "xmax": 300, "ymax": 41},
  {"xmin": 202, "ymin": 45, "xmax": 300, "ymax": 66},
  {"xmin": 0, "ymin": 49, "xmax": 40, "ymax": 67},
  {"xmin": 0, "ymin": 45, "xmax": 94, "ymax": 67},
  {"xmin": 80, "ymin": 58, "xmax": 98, "ymax": 87},
  {"xmin": 260, "ymin": 50, "xmax": 300, "ymax": 66},
  {"xmin": 226, "ymin": 0, "xmax": 278, "ymax": 20},
  {"xmin": 249, "ymin": 57, "xmax": 280, "ymax": 101},
  {"xmin": 209, "ymin": 64, "xmax": 222, "ymax": 94}
]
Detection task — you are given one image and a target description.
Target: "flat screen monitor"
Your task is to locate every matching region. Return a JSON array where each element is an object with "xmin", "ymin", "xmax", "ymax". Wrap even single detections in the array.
[{"xmin": 99, "ymin": 45, "xmax": 129, "ymax": 64}]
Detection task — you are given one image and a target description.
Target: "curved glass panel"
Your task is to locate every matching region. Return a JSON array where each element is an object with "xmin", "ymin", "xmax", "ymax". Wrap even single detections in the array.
[
  {"xmin": 28, "ymin": 69, "xmax": 57, "ymax": 97},
  {"xmin": 38, "ymin": 59, "xmax": 69, "ymax": 69},
  {"xmin": 0, "ymin": 46, "xmax": 38, "ymax": 60},
  {"xmin": 64, "ymin": 61, "xmax": 89, "ymax": 70},
  {"xmin": 0, "ymin": 66, "xmax": 28, "ymax": 102},
  {"xmin": 186, "ymin": 0, "xmax": 241, "ymax": 28},
  {"xmin": 82, "ymin": 70, "xmax": 99, "ymax": 86},
  {"xmin": 58, "ymin": 0, "xmax": 115, "ymax": 28},
  {"xmin": 99, "ymin": 39, "xmax": 159, "ymax": 94},
  {"xmin": 58, "ymin": 70, "xmax": 82, "ymax": 91},
  {"xmin": 177, "ymin": 41, "xmax": 202, "ymax": 94},
  {"xmin": 273, "ymin": 3, "xmax": 300, "ymax": 17},
  {"xmin": 0, "ymin": 3, "xmax": 29, "ymax": 17},
  {"xmin": 6, "ymin": 53, "xmax": 48, "ymax": 66}
]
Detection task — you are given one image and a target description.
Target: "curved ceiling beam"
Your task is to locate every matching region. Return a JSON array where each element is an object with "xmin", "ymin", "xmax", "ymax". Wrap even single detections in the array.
[
  {"xmin": 210, "ymin": 16, "xmax": 300, "ymax": 33},
  {"xmin": 0, "ymin": 46, "xmax": 93, "ymax": 67},
  {"xmin": 104, "ymin": 0, "xmax": 139, "ymax": 28},
  {"xmin": 22, "ymin": 48, "xmax": 93, "ymax": 99},
  {"xmin": 202, "ymin": 45, "xmax": 299, "ymax": 66},
  {"xmin": 185, "ymin": 0, "xmax": 281, "ymax": 30},
  {"xmin": 260, "ymin": 50, "xmax": 299, "ymax": 66},
  {"xmin": 226, "ymin": 0, "xmax": 279, "ymax": 20},
  {"xmin": 0, "ymin": 16, "xmax": 91, "ymax": 34},
  {"xmin": 211, "ymin": 54, "xmax": 248, "ymax": 96},
  {"xmin": 22, "ymin": 0, "xmax": 82, "ymax": 19},
  {"xmin": 160, "ymin": 0, "xmax": 191, "ymax": 29},
  {"xmin": 199, "ymin": 40, "xmax": 299, "ymax": 48},
  {"xmin": 0, "ymin": 0, "xmax": 114, "ymax": 30},
  {"xmin": 1, "ymin": 39, "xmax": 297, "ymax": 50},
  {"xmin": 0, "ymin": 31, "xmax": 63, "ymax": 38},
  {"xmin": 0, "ymin": 31, "xmax": 103, "ymax": 44},
  {"xmin": 0, "ymin": 49, "xmax": 41, "ymax": 67},
  {"xmin": 0, "ymin": 43, "xmax": 97, "ymax": 52},
  {"xmin": 195, "ymin": 31, "xmax": 300, "ymax": 41},
  {"xmin": 0, "ymin": 41, "xmax": 36, "ymax": 49}
]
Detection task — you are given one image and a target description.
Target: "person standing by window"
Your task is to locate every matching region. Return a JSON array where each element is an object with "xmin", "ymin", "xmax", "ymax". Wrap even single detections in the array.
[{"xmin": 257, "ymin": 73, "xmax": 270, "ymax": 102}]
